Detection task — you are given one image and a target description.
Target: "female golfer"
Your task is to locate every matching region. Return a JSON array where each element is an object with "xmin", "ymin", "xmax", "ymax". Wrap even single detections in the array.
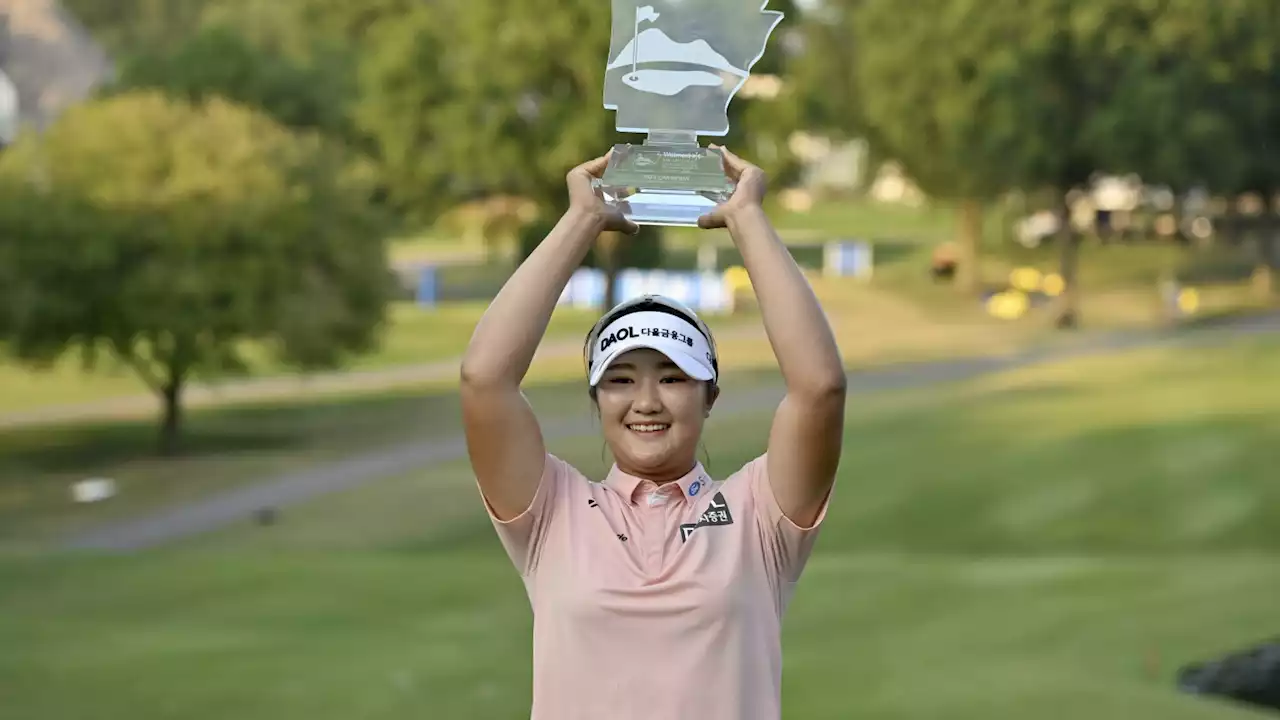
[{"xmin": 460, "ymin": 146, "xmax": 846, "ymax": 720}]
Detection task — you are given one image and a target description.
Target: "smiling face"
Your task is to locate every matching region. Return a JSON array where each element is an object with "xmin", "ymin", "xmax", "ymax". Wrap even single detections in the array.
[{"xmin": 595, "ymin": 348, "xmax": 718, "ymax": 482}]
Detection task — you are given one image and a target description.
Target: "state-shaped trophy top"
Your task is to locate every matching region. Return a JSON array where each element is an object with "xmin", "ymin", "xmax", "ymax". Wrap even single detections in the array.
[{"xmin": 602, "ymin": 0, "xmax": 783, "ymax": 137}]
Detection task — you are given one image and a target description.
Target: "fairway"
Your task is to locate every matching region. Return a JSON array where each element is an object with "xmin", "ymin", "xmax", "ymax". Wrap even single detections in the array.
[
  {"xmin": 0, "ymin": 301, "xmax": 605, "ymax": 415},
  {"xmin": 2, "ymin": 337, "xmax": 1278, "ymax": 718}
]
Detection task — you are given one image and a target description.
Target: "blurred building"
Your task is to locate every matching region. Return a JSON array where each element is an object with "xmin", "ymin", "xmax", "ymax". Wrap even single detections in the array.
[{"xmin": 0, "ymin": 0, "xmax": 112, "ymax": 146}]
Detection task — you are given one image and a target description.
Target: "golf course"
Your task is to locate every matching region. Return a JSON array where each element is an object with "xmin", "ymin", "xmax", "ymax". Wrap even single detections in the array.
[
  {"xmin": 3, "ymin": 321, "xmax": 1277, "ymax": 719},
  {"xmin": 5, "ymin": 1, "xmax": 1280, "ymax": 715}
]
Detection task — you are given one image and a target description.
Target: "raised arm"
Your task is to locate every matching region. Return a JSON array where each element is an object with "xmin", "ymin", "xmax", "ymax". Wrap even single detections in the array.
[
  {"xmin": 460, "ymin": 154, "xmax": 637, "ymax": 521},
  {"xmin": 699, "ymin": 146, "xmax": 847, "ymax": 528}
]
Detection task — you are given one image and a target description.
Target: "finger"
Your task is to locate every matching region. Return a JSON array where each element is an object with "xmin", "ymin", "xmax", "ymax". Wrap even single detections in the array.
[
  {"xmin": 710, "ymin": 144, "xmax": 745, "ymax": 181},
  {"xmin": 697, "ymin": 212, "xmax": 722, "ymax": 230},
  {"xmin": 575, "ymin": 153, "xmax": 612, "ymax": 178},
  {"xmin": 612, "ymin": 210, "xmax": 639, "ymax": 234},
  {"xmin": 712, "ymin": 144, "xmax": 736, "ymax": 160}
]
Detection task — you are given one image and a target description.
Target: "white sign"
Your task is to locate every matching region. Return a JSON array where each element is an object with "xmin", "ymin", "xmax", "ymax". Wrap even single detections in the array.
[
  {"xmin": 558, "ymin": 268, "xmax": 730, "ymax": 313},
  {"xmin": 71, "ymin": 478, "xmax": 118, "ymax": 504},
  {"xmin": 0, "ymin": 70, "xmax": 18, "ymax": 146}
]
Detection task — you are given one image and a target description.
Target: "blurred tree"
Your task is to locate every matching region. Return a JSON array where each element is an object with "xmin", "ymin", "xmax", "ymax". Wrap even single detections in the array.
[
  {"xmin": 806, "ymin": 0, "xmax": 1277, "ymax": 316},
  {"xmin": 724, "ymin": 0, "xmax": 806, "ymax": 186},
  {"xmin": 790, "ymin": 0, "xmax": 890, "ymax": 187},
  {"xmin": 1081, "ymin": 3, "xmax": 1246, "ymax": 196},
  {"xmin": 0, "ymin": 91, "xmax": 395, "ymax": 454},
  {"xmin": 111, "ymin": 24, "xmax": 351, "ymax": 139},
  {"xmin": 352, "ymin": 0, "xmax": 794, "ymax": 311},
  {"xmin": 63, "ymin": 0, "xmax": 414, "ymax": 232},
  {"xmin": 61, "ymin": 0, "xmax": 210, "ymax": 55},
  {"xmin": 979, "ymin": 0, "xmax": 1108, "ymax": 327},
  {"xmin": 811, "ymin": 0, "xmax": 1055, "ymax": 294},
  {"xmin": 63, "ymin": 0, "xmax": 384, "ymax": 160},
  {"xmin": 1190, "ymin": 2, "xmax": 1280, "ymax": 298},
  {"xmin": 353, "ymin": 0, "xmax": 624, "ymax": 310},
  {"xmin": 1041, "ymin": 0, "xmax": 1278, "ymax": 318}
]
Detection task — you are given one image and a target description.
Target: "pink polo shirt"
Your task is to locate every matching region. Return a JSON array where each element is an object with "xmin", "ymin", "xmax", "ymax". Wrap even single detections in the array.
[{"xmin": 482, "ymin": 452, "xmax": 830, "ymax": 720}]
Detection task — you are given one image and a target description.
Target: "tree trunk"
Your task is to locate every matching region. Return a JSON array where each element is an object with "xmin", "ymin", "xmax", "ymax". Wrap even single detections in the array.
[
  {"xmin": 159, "ymin": 374, "xmax": 183, "ymax": 456},
  {"xmin": 1251, "ymin": 238, "xmax": 1274, "ymax": 300},
  {"xmin": 1253, "ymin": 195, "xmax": 1278, "ymax": 301},
  {"xmin": 598, "ymin": 230, "xmax": 622, "ymax": 314},
  {"xmin": 956, "ymin": 199, "xmax": 983, "ymax": 294},
  {"xmin": 1055, "ymin": 196, "xmax": 1081, "ymax": 329}
]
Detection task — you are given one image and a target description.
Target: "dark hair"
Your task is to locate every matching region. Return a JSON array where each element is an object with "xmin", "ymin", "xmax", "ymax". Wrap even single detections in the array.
[{"xmin": 582, "ymin": 295, "xmax": 719, "ymax": 405}]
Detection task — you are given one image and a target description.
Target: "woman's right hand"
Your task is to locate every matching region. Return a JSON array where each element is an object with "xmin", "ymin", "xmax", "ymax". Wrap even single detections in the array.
[{"xmin": 567, "ymin": 150, "xmax": 640, "ymax": 235}]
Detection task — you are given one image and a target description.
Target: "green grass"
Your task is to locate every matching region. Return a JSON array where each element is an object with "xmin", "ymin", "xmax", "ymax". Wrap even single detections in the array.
[
  {"xmin": 186, "ymin": 336, "xmax": 1280, "ymax": 556},
  {"xmin": 4, "ymin": 197, "xmax": 1269, "ymax": 414},
  {"xmin": 2, "ymin": 338, "xmax": 1278, "ymax": 718},
  {"xmin": 0, "ymin": 301, "xmax": 601, "ymax": 415},
  {"xmin": 0, "ymin": 375, "xmax": 584, "ymax": 548},
  {"xmin": 342, "ymin": 301, "xmax": 597, "ymax": 370},
  {"xmin": 0, "ymin": 364, "xmax": 786, "ymax": 550},
  {"xmin": 0, "ymin": 272, "xmax": 1254, "ymax": 551},
  {"xmin": 0, "ymin": 277, "xmax": 1044, "ymax": 551},
  {"xmin": 664, "ymin": 196, "xmax": 960, "ymax": 249}
]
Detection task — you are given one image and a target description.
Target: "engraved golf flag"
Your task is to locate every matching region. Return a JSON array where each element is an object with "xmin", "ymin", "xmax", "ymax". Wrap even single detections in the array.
[{"xmin": 594, "ymin": 0, "xmax": 783, "ymax": 226}]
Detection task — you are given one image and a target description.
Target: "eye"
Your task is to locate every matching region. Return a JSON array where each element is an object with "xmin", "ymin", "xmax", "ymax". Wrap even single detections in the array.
[
  {"xmin": 660, "ymin": 375, "xmax": 687, "ymax": 384},
  {"xmin": 607, "ymin": 376, "xmax": 633, "ymax": 384}
]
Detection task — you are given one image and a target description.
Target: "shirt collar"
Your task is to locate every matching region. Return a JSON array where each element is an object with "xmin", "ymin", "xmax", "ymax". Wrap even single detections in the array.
[{"xmin": 604, "ymin": 462, "xmax": 712, "ymax": 504}]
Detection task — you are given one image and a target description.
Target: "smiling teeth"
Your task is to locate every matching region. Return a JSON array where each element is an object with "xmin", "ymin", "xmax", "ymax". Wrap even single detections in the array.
[{"xmin": 629, "ymin": 424, "xmax": 669, "ymax": 432}]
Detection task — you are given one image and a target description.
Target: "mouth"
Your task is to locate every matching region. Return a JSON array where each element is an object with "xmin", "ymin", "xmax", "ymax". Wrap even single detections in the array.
[{"xmin": 627, "ymin": 423, "xmax": 671, "ymax": 435}]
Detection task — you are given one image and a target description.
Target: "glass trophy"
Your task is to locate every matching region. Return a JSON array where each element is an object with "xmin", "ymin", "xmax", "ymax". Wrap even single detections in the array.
[{"xmin": 593, "ymin": 0, "xmax": 783, "ymax": 227}]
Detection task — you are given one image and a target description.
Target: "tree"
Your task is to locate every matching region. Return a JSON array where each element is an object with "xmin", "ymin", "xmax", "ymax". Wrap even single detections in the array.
[
  {"xmin": 352, "ymin": 0, "xmax": 647, "ymax": 309},
  {"xmin": 352, "ymin": 0, "xmax": 796, "ymax": 310},
  {"xmin": 1173, "ymin": 1, "xmax": 1280, "ymax": 298},
  {"xmin": 61, "ymin": 0, "xmax": 211, "ymax": 55},
  {"xmin": 110, "ymin": 24, "xmax": 352, "ymax": 140},
  {"xmin": 809, "ymin": 0, "xmax": 1057, "ymax": 294},
  {"xmin": 0, "ymin": 91, "xmax": 395, "ymax": 454},
  {"xmin": 64, "ymin": 0, "xmax": 387, "ymax": 167},
  {"xmin": 975, "ymin": 0, "xmax": 1110, "ymax": 327},
  {"xmin": 798, "ymin": 0, "xmax": 1277, "ymax": 316},
  {"xmin": 790, "ymin": 0, "xmax": 891, "ymax": 187},
  {"xmin": 1029, "ymin": 0, "xmax": 1279, "ymax": 320}
]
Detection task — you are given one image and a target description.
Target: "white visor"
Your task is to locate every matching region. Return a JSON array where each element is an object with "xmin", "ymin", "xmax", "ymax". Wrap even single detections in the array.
[{"xmin": 588, "ymin": 310, "xmax": 716, "ymax": 387}]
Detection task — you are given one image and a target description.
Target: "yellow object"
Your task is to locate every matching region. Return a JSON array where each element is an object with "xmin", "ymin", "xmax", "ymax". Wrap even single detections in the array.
[
  {"xmin": 1010, "ymin": 267, "xmax": 1043, "ymax": 292},
  {"xmin": 986, "ymin": 290, "xmax": 1029, "ymax": 320},
  {"xmin": 1177, "ymin": 288, "xmax": 1200, "ymax": 315},
  {"xmin": 1042, "ymin": 273, "xmax": 1065, "ymax": 296},
  {"xmin": 723, "ymin": 265, "xmax": 753, "ymax": 293}
]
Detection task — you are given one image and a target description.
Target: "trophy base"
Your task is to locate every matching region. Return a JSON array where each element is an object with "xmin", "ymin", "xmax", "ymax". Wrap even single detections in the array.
[{"xmin": 594, "ymin": 142, "xmax": 734, "ymax": 228}]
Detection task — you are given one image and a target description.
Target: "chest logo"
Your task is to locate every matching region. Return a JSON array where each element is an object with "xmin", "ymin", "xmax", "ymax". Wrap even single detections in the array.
[{"xmin": 679, "ymin": 492, "xmax": 733, "ymax": 542}]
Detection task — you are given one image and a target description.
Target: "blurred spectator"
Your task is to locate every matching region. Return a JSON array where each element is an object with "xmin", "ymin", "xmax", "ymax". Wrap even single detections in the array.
[{"xmin": 931, "ymin": 241, "xmax": 958, "ymax": 281}]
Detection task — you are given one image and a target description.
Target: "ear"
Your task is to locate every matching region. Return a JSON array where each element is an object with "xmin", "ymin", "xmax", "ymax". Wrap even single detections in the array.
[{"xmin": 704, "ymin": 383, "xmax": 720, "ymax": 416}]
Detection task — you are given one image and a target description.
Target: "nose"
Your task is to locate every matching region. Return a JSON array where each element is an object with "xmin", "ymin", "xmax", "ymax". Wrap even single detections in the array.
[{"xmin": 632, "ymin": 378, "xmax": 663, "ymax": 414}]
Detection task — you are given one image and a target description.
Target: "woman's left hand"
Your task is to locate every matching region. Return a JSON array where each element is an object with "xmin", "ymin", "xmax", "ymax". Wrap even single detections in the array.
[{"xmin": 697, "ymin": 145, "xmax": 768, "ymax": 230}]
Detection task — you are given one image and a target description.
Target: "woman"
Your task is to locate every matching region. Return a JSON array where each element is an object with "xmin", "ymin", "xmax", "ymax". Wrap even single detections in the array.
[{"xmin": 460, "ymin": 146, "xmax": 847, "ymax": 720}]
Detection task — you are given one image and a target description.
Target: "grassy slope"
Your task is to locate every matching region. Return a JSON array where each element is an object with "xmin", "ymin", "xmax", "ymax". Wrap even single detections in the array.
[
  {"xmin": 1, "ymin": 338, "xmax": 1277, "ymax": 719},
  {"xmin": 0, "ymin": 302, "xmax": 606, "ymax": 414},
  {"xmin": 1, "ymin": 274, "xmax": 1038, "ymax": 547}
]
